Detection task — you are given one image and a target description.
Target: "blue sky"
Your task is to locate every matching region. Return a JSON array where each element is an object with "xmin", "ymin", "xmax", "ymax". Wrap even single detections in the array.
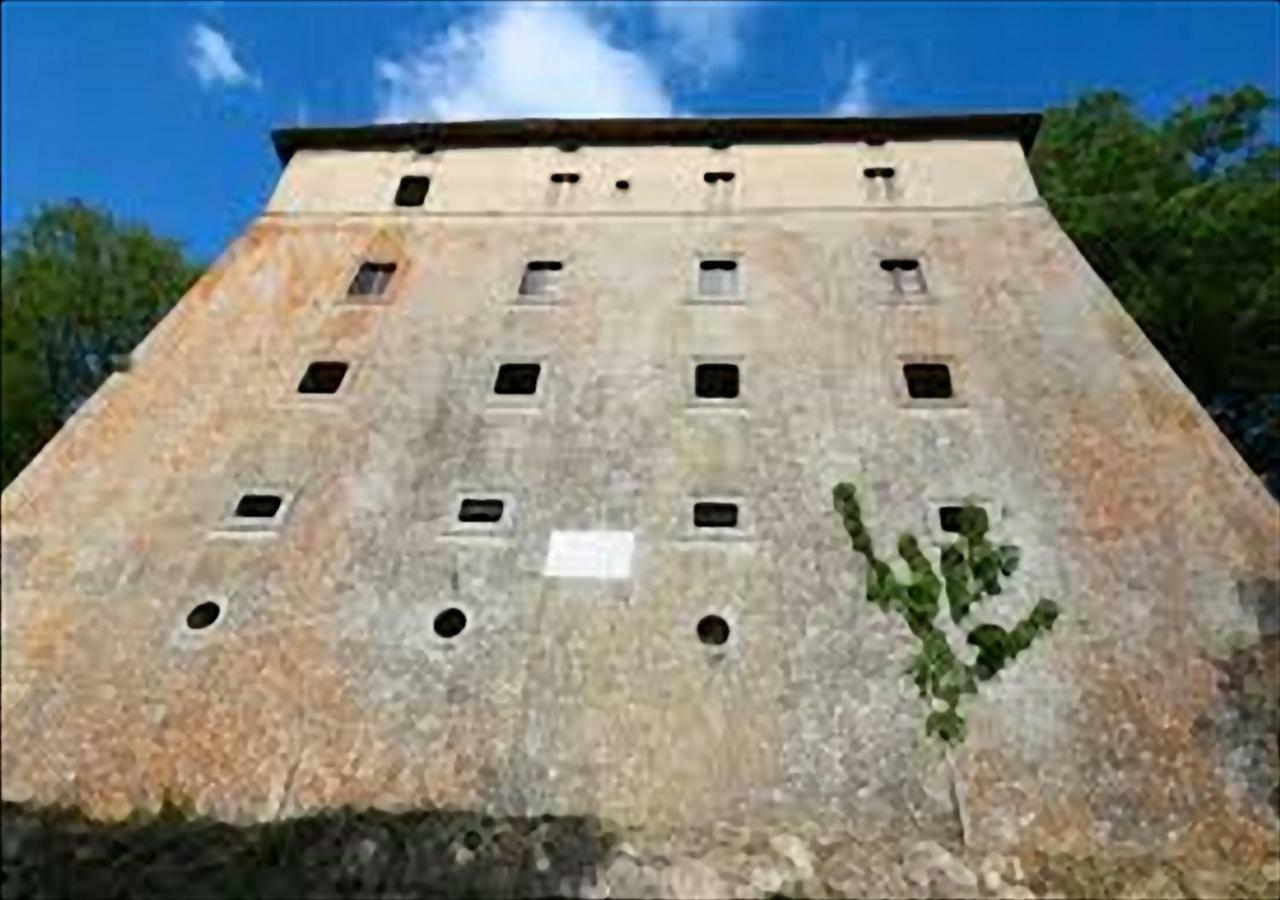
[{"xmin": 2, "ymin": 1, "xmax": 1277, "ymax": 261}]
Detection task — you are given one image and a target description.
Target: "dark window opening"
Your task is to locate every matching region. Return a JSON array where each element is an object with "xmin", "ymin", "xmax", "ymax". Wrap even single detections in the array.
[
  {"xmin": 297, "ymin": 361, "xmax": 349, "ymax": 394},
  {"xmin": 863, "ymin": 166, "xmax": 896, "ymax": 179},
  {"xmin": 615, "ymin": 179, "xmax": 630, "ymax": 191},
  {"xmin": 939, "ymin": 506, "xmax": 965, "ymax": 533},
  {"xmin": 903, "ymin": 363, "xmax": 953, "ymax": 399},
  {"xmin": 695, "ymin": 363, "xmax": 739, "ymax": 399},
  {"xmin": 864, "ymin": 135, "xmax": 888, "ymax": 146},
  {"xmin": 519, "ymin": 261, "xmax": 563, "ymax": 296},
  {"xmin": 348, "ymin": 261, "xmax": 397, "ymax": 297},
  {"xmin": 703, "ymin": 171, "xmax": 736, "ymax": 184},
  {"xmin": 879, "ymin": 259, "xmax": 920, "ymax": 272},
  {"xmin": 709, "ymin": 138, "xmax": 733, "ymax": 150},
  {"xmin": 234, "ymin": 493, "xmax": 283, "ymax": 519},
  {"xmin": 459, "ymin": 498, "xmax": 504, "ymax": 523},
  {"xmin": 697, "ymin": 614, "xmax": 730, "ymax": 645},
  {"xmin": 494, "ymin": 363, "xmax": 541, "ymax": 395},
  {"xmin": 694, "ymin": 502, "xmax": 739, "ymax": 528},
  {"xmin": 550, "ymin": 172, "xmax": 581, "ymax": 184},
  {"xmin": 698, "ymin": 259, "xmax": 739, "ymax": 296},
  {"xmin": 558, "ymin": 142, "xmax": 581, "ymax": 153},
  {"xmin": 434, "ymin": 607, "xmax": 467, "ymax": 638},
  {"xmin": 394, "ymin": 175, "xmax": 431, "ymax": 207},
  {"xmin": 186, "ymin": 601, "xmax": 221, "ymax": 630},
  {"xmin": 880, "ymin": 258, "xmax": 927, "ymax": 294}
]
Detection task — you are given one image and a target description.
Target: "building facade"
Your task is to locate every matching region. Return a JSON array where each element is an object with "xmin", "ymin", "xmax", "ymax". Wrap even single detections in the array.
[{"xmin": 2, "ymin": 117, "xmax": 1277, "ymax": 863}]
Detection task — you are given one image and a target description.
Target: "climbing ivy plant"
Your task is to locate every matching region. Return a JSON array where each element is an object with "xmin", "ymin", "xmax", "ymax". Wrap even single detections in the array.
[{"xmin": 832, "ymin": 482, "xmax": 1061, "ymax": 744}]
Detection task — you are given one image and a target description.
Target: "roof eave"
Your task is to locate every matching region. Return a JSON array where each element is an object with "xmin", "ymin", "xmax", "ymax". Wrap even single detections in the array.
[{"xmin": 271, "ymin": 114, "xmax": 1043, "ymax": 166}]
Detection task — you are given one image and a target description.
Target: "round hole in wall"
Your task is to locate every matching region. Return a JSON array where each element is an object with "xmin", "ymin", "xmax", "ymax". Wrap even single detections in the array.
[
  {"xmin": 434, "ymin": 607, "xmax": 467, "ymax": 639},
  {"xmin": 186, "ymin": 601, "xmax": 221, "ymax": 630},
  {"xmin": 696, "ymin": 614, "xmax": 730, "ymax": 646},
  {"xmin": 615, "ymin": 179, "xmax": 630, "ymax": 191},
  {"xmin": 463, "ymin": 829, "xmax": 483, "ymax": 850}
]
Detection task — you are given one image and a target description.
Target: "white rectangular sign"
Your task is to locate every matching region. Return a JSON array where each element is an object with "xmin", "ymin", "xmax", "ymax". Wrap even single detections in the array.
[{"xmin": 543, "ymin": 530, "xmax": 635, "ymax": 579}]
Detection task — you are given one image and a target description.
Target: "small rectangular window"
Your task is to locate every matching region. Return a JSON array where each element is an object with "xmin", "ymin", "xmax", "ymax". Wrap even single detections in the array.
[
  {"xmin": 494, "ymin": 363, "xmax": 541, "ymax": 395},
  {"xmin": 348, "ymin": 261, "xmax": 397, "ymax": 297},
  {"xmin": 519, "ymin": 260, "xmax": 563, "ymax": 297},
  {"xmin": 550, "ymin": 172, "xmax": 581, "ymax": 184},
  {"xmin": 394, "ymin": 176, "xmax": 431, "ymax": 207},
  {"xmin": 297, "ymin": 361, "xmax": 349, "ymax": 394},
  {"xmin": 695, "ymin": 363, "xmax": 739, "ymax": 399},
  {"xmin": 880, "ymin": 258, "xmax": 927, "ymax": 294},
  {"xmin": 939, "ymin": 506, "xmax": 965, "ymax": 533},
  {"xmin": 863, "ymin": 166, "xmax": 896, "ymax": 179},
  {"xmin": 694, "ymin": 502, "xmax": 739, "ymax": 528},
  {"xmin": 698, "ymin": 259, "xmax": 739, "ymax": 297},
  {"xmin": 458, "ymin": 498, "xmax": 504, "ymax": 523},
  {"xmin": 903, "ymin": 363, "xmax": 953, "ymax": 399},
  {"xmin": 703, "ymin": 171, "xmax": 736, "ymax": 184},
  {"xmin": 234, "ymin": 493, "xmax": 283, "ymax": 519}
]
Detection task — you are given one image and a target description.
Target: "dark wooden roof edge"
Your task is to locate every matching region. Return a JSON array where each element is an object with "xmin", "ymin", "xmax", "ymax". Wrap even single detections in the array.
[{"xmin": 271, "ymin": 114, "xmax": 1043, "ymax": 165}]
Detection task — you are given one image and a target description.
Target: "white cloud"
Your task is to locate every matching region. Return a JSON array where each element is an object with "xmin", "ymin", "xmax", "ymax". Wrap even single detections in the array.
[
  {"xmin": 649, "ymin": 0, "xmax": 753, "ymax": 83},
  {"xmin": 374, "ymin": 2, "xmax": 674, "ymax": 122},
  {"xmin": 187, "ymin": 22, "xmax": 260, "ymax": 90},
  {"xmin": 833, "ymin": 62, "xmax": 874, "ymax": 115}
]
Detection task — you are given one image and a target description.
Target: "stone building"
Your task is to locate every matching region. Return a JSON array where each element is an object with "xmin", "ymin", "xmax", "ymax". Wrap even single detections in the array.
[{"xmin": 2, "ymin": 117, "xmax": 1277, "ymax": 871}]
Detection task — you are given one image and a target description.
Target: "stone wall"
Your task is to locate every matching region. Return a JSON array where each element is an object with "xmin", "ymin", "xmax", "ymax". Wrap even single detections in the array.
[{"xmin": 2, "ymin": 133, "xmax": 1276, "ymax": 871}]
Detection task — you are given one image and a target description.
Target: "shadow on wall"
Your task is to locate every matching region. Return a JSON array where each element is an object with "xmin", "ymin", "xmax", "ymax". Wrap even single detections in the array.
[
  {"xmin": 1, "ymin": 801, "xmax": 619, "ymax": 899},
  {"xmin": 1194, "ymin": 578, "xmax": 1280, "ymax": 819}
]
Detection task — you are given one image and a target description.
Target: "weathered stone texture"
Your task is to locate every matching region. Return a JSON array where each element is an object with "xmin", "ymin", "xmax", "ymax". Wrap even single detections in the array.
[{"xmin": 2, "ymin": 123, "xmax": 1277, "ymax": 871}]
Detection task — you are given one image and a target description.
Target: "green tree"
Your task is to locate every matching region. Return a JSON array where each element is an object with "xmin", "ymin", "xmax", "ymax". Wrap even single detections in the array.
[
  {"xmin": 1, "ymin": 201, "xmax": 202, "ymax": 488},
  {"xmin": 1029, "ymin": 86, "xmax": 1280, "ymax": 497}
]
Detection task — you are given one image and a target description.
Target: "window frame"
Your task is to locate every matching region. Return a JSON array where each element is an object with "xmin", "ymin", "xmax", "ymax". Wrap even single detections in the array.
[
  {"xmin": 688, "ymin": 354, "xmax": 747, "ymax": 412},
  {"xmin": 213, "ymin": 487, "xmax": 296, "ymax": 536},
  {"xmin": 343, "ymin": 260, "xmax": 399, "ymax": 303},
  {"xmin": 894, "ymin": 353, "xmax": 968, "ymax": 410},
  {"xmin": 486, "ymin": 357, "xmax": 549, "ymax": 412},
  {"xmin": 393, "ymin": 175, "xmax": 431, "ymax": 207},
  {"xmin": 880, "ymin": 258, "xmax": 929, "ymax": 296},
  {"xmin": 441, "ymin": 489, "xmax": 517, "ymax": 539},
  {"xmin": 691, "ymin": 253, "xmax": 744, "ymax": 304},
  {"xmin": 681, "ymin": 493, "xmax": 752, "ymax": 541},
  {"xmin": 296, "ymin": 360, "xmax": 352, "ymax": 396},
  {"xmin": 903, "ymin": 362, "xmax": 954, "ymax": 400},
  {"xmin": 694, "ymin": 362, "xmax": 741, "ymax": 401},
  {"xmin": 493, "ymin": 362, "xmax": 543, "ymax": 396},
  {"xmin": 516, "ymin": 259, "xmax": 565, "ymax": 303}
]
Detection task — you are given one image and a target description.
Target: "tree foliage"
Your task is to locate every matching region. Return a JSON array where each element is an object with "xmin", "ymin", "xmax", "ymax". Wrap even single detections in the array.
[
  {"xmin": 1030, "ymin": 86, "xmax": 1280, "ymax": 497},
  {"xmin": 1, "ymin": 201, "xmax": 202, "ymax": 487}
]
